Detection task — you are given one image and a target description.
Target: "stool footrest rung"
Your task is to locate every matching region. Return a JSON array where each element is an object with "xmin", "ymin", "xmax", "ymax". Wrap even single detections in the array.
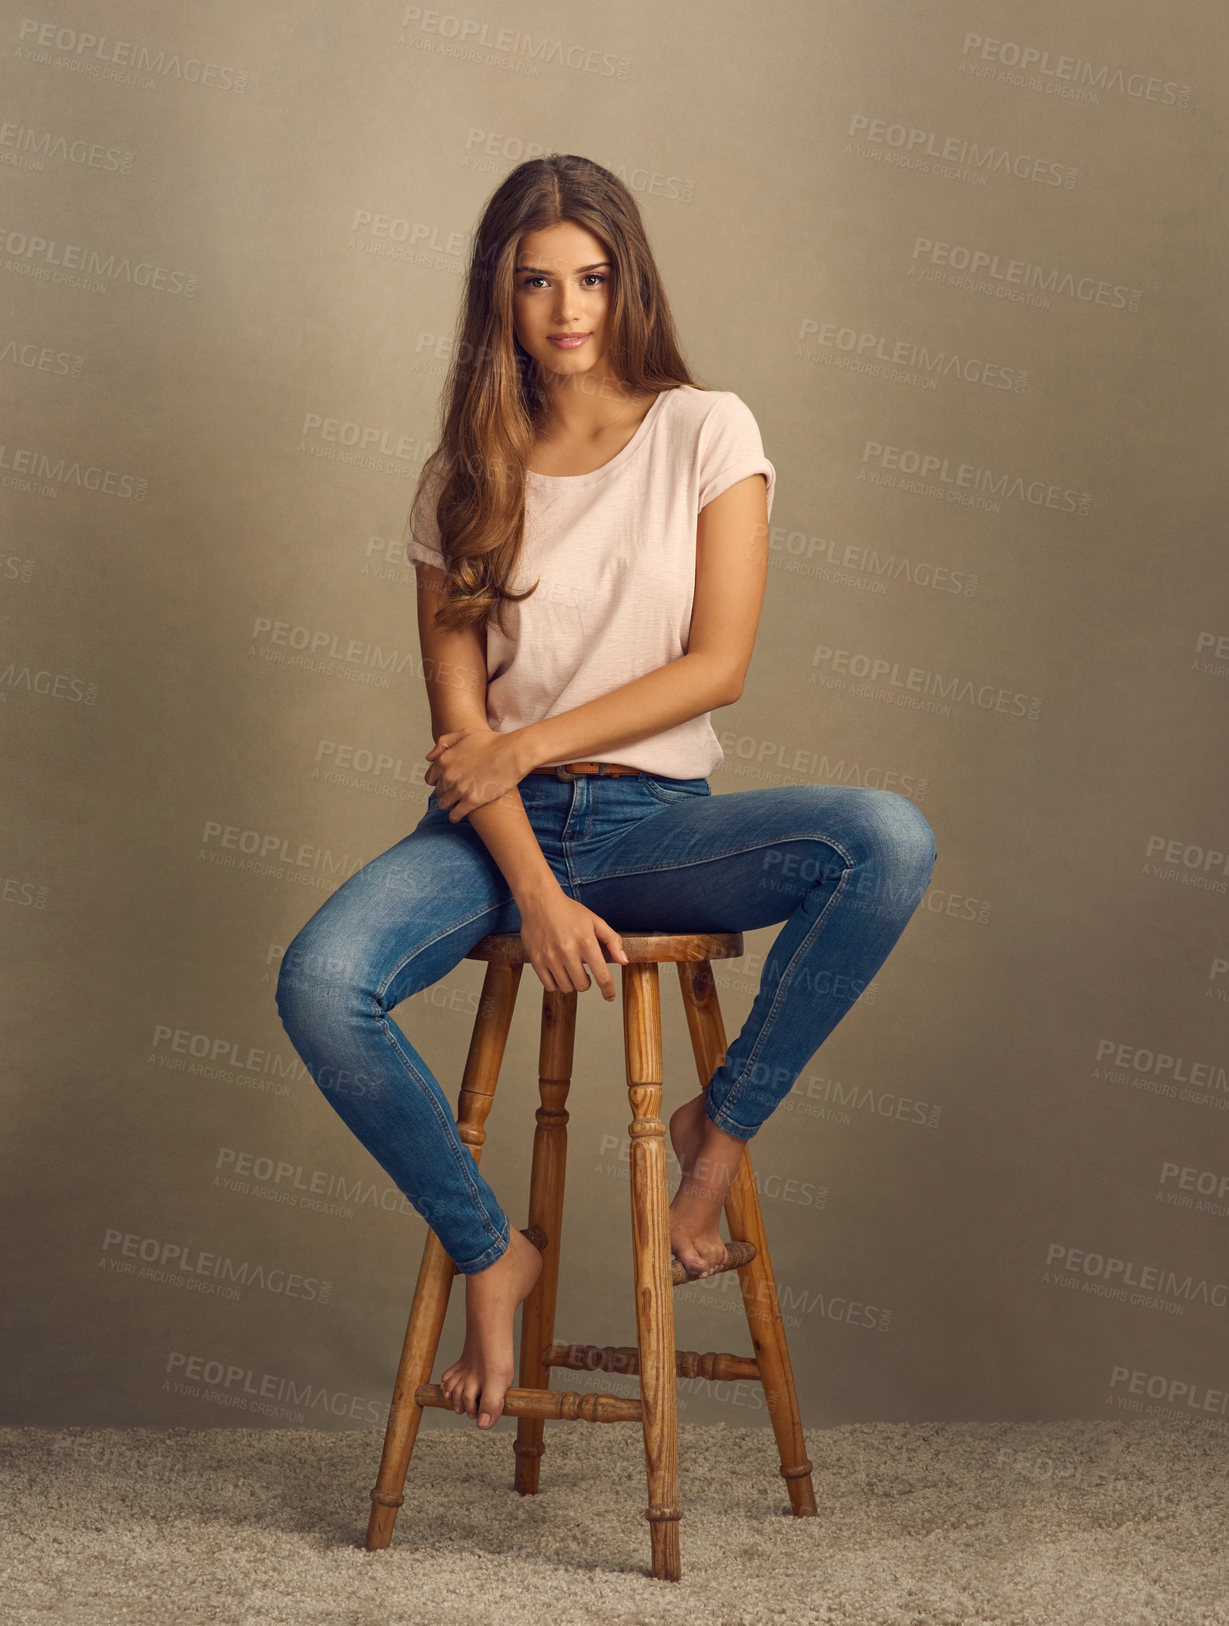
[
  {"xmin": 542, "ymin": 1342, "xmax": 760, "ymax": 1382},
  {"xmin": 671, "ymin": 1238, "xmax": 757, "ymax": 1286},
  {"xmin": 415, "ymin": 1383, "xmax": 641, "ymax": 1423}
]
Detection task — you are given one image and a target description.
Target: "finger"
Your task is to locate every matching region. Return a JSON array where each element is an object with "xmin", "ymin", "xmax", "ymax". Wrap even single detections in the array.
[
  {"xmin": 586, "ymin": 941, "xmax": 616, "ymax": 1002},
  {"xmin": 533, "ymin": 961, "xmax": 560, "ymax": 994},
  {"xmin": 564, "ymin": 954, "xmax": 593, "ymax": 995},
  {"xmin": 591, "ymin": 925, "xmax": 627, "ymax": 999},
  {"xmin": 594, "ymin": 922, "xmax": 628, "ymax": 965},
  {"xmin": 544, "ymin": 952, "xmax": 584, "ymax": 995}
]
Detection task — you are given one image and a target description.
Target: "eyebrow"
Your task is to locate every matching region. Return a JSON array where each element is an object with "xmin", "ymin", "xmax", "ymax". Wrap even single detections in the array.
[{"xmin": 514, "ymin": 261, "xmax": 613, "ymax": 274}]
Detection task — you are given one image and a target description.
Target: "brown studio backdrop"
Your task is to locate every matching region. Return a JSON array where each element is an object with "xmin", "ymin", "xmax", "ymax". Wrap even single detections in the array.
[{"xmin": 3, "ymin": 1, "xmax": 1227, "ymax": 1433}]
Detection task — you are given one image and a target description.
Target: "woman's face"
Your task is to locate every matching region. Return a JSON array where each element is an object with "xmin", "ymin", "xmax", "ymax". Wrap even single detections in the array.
[{"xmin": 511, "ymin": 221, "xmax": 617, "ymax": 390}]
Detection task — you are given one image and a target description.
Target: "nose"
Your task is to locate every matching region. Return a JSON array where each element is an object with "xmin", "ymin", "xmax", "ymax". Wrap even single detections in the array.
[{"xmin": 551, "ymin": 279, "xmax": 581, "ymax": 320}]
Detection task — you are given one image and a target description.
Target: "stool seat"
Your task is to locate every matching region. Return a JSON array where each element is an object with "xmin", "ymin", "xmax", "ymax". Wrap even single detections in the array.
[
  {"xmin": 465, "ymin": 930, "xmax": 745, "ymax": 965},
  {"xmin": 363, "ymin": 927, "xmax": 816, "ymax": 1582}
]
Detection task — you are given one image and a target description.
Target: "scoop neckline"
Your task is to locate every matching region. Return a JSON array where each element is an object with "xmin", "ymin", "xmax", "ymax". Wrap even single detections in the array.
[{"xmin": 525, "ymin": 387, "xmax": 675, "ymax": 484}]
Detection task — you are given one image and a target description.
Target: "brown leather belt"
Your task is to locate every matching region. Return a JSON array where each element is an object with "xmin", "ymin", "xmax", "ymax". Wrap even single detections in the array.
[{"xmin": 527, "ymin": 760, "xmax": 643, "ymax": 780}]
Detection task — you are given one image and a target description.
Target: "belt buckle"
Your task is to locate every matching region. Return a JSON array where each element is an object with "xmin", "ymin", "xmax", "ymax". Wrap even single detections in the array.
[{"xmin": 554, "ymin": 762, "xmax": 583, "ymax": 780}]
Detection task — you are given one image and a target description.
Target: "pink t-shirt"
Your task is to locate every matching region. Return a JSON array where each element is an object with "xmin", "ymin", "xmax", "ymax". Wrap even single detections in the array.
[{"xmin": 405, "ymin": 385, "xmax": 776, "ymax": 777}]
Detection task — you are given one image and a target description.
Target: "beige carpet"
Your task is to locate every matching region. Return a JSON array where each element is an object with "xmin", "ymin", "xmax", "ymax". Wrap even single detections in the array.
[{"xmin": 4, "ymin": 1418, "xmax": 1225, "ymax": 1625}]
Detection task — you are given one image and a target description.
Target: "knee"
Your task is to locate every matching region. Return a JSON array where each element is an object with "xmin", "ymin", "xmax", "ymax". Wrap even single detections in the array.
[
  {"xmin": 885, "ymin": 791, "xmax": 937, "ymax": 873},
  {"xmin": 273, "ymin": 934, "xmax": 315, "ymax": 1042},
  {"xmin": 274, "ymin": 925, "xmax": 362, "ymax": 1042},
  {"xmin": 850, "ymin": 789, "xmax": 937, "ymax": 885}
]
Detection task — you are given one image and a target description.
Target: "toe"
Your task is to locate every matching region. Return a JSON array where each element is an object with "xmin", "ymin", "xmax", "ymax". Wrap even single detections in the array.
[{"xmin": 478, "ymin": 1378, "xmax": 511, "ymax": 1429}]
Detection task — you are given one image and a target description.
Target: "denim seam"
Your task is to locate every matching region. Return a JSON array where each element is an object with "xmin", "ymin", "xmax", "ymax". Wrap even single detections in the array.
[
  {"xmin": 702, "ymin": 1102, "xmax": 757, "ymax": 1141},
  {"xmin": 561, "ymin": 779, "xmax": 584, "ymax": 893},
  {"xmin": 371, "ymin": 1006, "xmax": 510, "ymax": 1265},
  {"xmin": 575, "ymin": 830, "xmax": 855, "ymax": 888},
  {"xmin": 367, "ymin": 896, "xmax": 512, "ymax": 1266},
  {"xmin": 703, "ymin": 847, "xmax": 855, "ymax": 1133},
  {"xmin": 640, "ymin": 783, "xmax": 711, "ymax": 805},
  {"xmin": 372, "ymin": 900, "xmax": 507, "ymax": 1006}
]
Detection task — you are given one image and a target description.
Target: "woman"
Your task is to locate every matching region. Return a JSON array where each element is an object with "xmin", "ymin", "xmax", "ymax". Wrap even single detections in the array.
[{"xmin": 276, "ymin": 153, "xmax": 937, "ymax": 1434}]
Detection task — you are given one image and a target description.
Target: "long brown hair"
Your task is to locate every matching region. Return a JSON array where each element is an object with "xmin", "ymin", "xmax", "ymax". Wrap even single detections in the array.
[{"xmin": 405, "ymin": 153, "xmax": 701, "ymax": 633}]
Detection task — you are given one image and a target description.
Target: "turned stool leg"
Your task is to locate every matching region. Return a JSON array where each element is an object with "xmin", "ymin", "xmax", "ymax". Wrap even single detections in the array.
[
  {"xmin": 513, "ymin": 987, "xmax": 578, "ymax": 1494},
  {"xmin": 622, "ymin": 961, "xmax": 683, "ymax": 1583},
  {"xmin": 365, "ymin": 959, "xmax": 524, "ymax": 1550},
  {"xmin": 676, "ymin": 960, "xmax": 817, "ymax": 1517}
]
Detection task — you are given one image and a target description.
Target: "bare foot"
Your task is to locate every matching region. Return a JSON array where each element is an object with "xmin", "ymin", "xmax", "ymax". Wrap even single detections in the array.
[
  {"xmin": 668, "ymin": 1092, "xmax": 746, "ymax": 1280},
  {"xmin": 438, "ymin": 1227, "xmax": 543, "ymax": 1428}
]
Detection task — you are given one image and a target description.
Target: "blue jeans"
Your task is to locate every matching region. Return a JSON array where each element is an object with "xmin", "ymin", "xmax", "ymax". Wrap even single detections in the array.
[{"xmin": 274, "ymin": 772, "xmax": 937, "ymax": 1274}]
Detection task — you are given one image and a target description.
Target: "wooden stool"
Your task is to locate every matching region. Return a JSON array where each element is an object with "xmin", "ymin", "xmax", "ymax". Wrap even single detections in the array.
[{"xmin": 363, "ymin": 931, "xmax": 816, "ymax": 1582}]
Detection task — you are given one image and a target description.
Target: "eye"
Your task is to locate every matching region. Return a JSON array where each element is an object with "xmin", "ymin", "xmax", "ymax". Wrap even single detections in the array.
[{"xmin": 517, "ymin": 273, "xmax": 609, "ymax": 290}]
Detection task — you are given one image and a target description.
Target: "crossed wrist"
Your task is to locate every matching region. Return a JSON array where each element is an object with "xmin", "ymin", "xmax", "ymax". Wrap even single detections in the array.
[{"xmin": 511, "ymin": 724, "xmax": 544, "ymax": 778}]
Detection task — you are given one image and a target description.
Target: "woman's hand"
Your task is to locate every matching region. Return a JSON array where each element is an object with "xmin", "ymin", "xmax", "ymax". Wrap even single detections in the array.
[
  {"xmin": 426, "ymin": 725, "xmax": 528, "ymax": 820},
  {"xmin": 517, "ymin": 889, "xmax": 628, "ymax": 1001}
]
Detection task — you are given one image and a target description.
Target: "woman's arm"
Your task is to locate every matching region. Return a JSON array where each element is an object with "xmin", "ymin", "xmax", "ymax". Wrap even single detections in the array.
[
  {"xmin": 518, "ymin": 471, "xmax": 769, "ymax": 770},
  {"xmin": 413, "ymin": 559, "xmax": 559, "ymax": 906},
  {"xmin": 414, "ymin": 557, "xmax": 628, "ymax": 999}
]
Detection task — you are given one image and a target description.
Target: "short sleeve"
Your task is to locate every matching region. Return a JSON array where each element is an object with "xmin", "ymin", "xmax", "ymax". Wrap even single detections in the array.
[
  {"xmin": 697, "ymin": 392, "xmax": 776, "ymax": 519},
  {"xmin": 404, "ymin": 463, "xmax": 447, "ymax": 568}
]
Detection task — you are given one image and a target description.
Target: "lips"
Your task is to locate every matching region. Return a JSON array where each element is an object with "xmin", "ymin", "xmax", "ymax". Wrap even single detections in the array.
[{"xmin": 548, "ymin": 333, "xmax": 590, "ymax": 347}]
